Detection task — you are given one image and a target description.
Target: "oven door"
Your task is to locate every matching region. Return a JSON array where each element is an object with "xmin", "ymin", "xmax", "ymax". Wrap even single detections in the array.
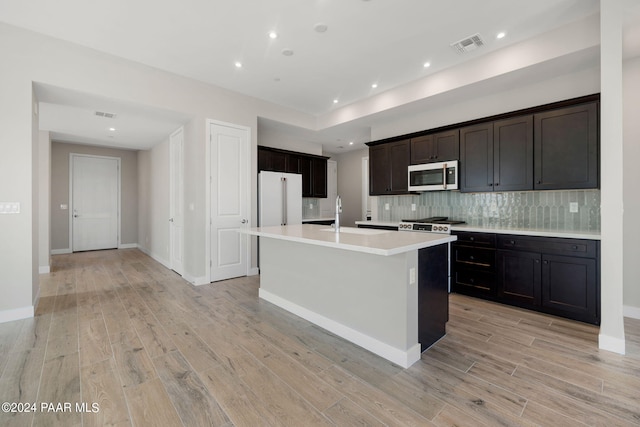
[{"xmin": 408, "ymin": 160, "xmax": 458, "ymax": 191}]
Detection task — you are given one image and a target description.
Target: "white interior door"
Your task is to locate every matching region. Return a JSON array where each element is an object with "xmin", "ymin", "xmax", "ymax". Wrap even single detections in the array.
[
  {"xmin": 72, "ymin": 154, "xmax": 119, "ymax": 252},
  {"xmin": 169, "ymin": 128, "xmax": 184, "ymax": 276},
  {"xmin": 210, "ymin": 122, "xmax": 249, "ymax": 282}
]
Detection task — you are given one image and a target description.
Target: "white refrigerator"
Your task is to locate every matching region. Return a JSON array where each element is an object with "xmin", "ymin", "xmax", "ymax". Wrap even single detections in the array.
[{"xmin": 259, "ymin": 171, "xmax": 302, "ymax": 226}]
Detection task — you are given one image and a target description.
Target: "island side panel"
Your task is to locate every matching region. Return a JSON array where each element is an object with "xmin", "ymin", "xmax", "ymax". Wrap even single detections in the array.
[
  {"xmin": 258, "ymin": 237, "xmax": 419, "ymax": 365},
  {"xmin": 418, "ymin": 244, "xmax": 449, "ymax": 350}
]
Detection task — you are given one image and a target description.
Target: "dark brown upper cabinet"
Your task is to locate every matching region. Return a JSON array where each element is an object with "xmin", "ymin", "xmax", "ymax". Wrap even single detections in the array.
[
  {"xmin": 410, "ymin": 130, "xmax": 460, "ymax": 165},
  {"xmin": 460, "ymin": 115, "xmax": 533, "ymax": 193},
  {"xmin": 460, "ymin": 122, "xmax": 494, "ymax": 193},
  {"xmin": 369, "ymin": 139, "xmax": 411, "ymax": 195},
  {"xmin": 534, "ymin": 102, "xmax": 598, "ymax": 190},
  {"xmin": 257, "ymin": 146, "xmax": 329, "ymax": 198}
]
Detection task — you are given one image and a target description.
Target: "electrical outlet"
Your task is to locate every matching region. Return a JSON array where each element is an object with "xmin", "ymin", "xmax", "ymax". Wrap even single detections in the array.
[
  {"xmin": 385, "ymin": 203, "xmax": 390, "ymax": 211},
  {"xmin": 60, "ymin": 204, "xmax": 68, "ymax": 210},
  {"xmin": 570, "ymin": 202, "xmax": 579, "ymax": 213},
  {"xmin": 409, "ymin": 268, "xmax": 416, "ymax": 284},
  {"xmin": 411, "ymin": 204, "xmax": 416, "ymax": 211},
  {"xmin": 309, "ymin": 203, "xmax": 314, "ymax": 209}
]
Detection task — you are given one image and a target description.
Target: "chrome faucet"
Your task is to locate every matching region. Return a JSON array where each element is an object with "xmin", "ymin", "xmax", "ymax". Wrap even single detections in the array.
[{"xmin": 335, "ymin": 195, "xmax": 342, "ymax": 232}]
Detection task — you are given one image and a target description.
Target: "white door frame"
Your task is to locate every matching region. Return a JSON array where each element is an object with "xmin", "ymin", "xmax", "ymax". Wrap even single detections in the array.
[
  {"xmin": 69, "ymin": 153, "xmax": 121, "ymax": 252},
  {"xmin": 169, "ymin": 127, "xmax": 185, "ymax": 276},
  {"xmin": 205, "ymin": 119, "xmax": 252, "ymax": 284}
]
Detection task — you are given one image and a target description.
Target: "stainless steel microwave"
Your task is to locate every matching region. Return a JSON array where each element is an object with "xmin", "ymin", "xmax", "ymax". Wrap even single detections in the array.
[{"xmin": 408, "ymin": 160, "xmax": 459, "ymax": 191}]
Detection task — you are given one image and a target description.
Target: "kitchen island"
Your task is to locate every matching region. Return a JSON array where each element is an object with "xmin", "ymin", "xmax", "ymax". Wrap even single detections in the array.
[{"xmin": 243, "ymin": 224, "xmax": 456, "ymax": 368}]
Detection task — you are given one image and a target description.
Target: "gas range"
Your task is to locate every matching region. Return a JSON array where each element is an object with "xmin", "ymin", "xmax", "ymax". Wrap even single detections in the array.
[{"xmin": 398, "ymin": 217, "xmax": 465, "ymax": 234}]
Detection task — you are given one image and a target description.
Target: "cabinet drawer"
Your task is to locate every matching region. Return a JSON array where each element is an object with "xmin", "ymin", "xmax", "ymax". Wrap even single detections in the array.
[
  {"xmin": 497, "ymin": 235, "xmax": 597, "ymax": 258},
  {"xmin": 452, "ymin": 231, "xmax": 496, "ymax": 247},
  {"xmin": 453, "ymin": 246, "xmax": 496, "ymax": 270},
  {"xmin": 452, "ymin": 270, "xmax": 496, "ymax": 297}
]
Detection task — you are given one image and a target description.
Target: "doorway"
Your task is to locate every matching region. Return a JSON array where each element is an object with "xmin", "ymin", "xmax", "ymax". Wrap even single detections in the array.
[{"xmin": 70, "ymin": 154, "xmax": 120, "ymax": 251}]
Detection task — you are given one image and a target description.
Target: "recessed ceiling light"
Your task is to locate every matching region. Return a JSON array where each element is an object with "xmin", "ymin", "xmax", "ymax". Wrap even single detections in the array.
[
  {"xmin": 314, "ymin": 23, "xmax": 328, "ymax": 33},
  {"xmin": 268, "ymin": 31, "xmax": 278, "ymax": 39},
  {"xmin": 234, "ymin": 61, "xmax": 242, "ymax": 68},
  {"xmin": 497, "ymin": 32, "xmax": 506, "ymax": 39},
  {"xmin": 109, "ymin": 127, "xmax": 116, "ymax": 132},
  {"xmin": 349, "ymin": 141, "xmax": 354, "ymax": 145},
  {"xmin": 423, "ymin": 62, "xmax": 431, "ymax": 68},
  {"xmin": 333, "ymin": 99, "xmax": 339, "ymax": 104},
  {"xmin": 371, "ymin": 83, "xmax": 378, "ymax": 89}
]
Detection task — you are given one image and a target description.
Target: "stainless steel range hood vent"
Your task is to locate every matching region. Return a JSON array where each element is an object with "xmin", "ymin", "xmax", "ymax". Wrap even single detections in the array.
[{"xmin": 451, "ymin": 33, "xmax": 484, "ymax": 54}]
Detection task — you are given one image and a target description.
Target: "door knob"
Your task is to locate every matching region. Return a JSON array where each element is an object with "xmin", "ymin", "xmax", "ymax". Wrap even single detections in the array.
[
  {"xmin": 241, "ymin": 219, "xmax": 248, "ymax": 224},
  {"xmin": 169, "ymin": 218, "xmax": 174, "ymax": 222}
]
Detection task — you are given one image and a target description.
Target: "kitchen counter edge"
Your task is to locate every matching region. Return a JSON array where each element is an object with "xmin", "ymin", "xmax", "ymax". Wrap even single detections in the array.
[
  {"xmin": 241, "ymin": 224, "xmax": 456, "ymax": 256},
  {"xmin": 354, "ymin": 221, "xmax": 601, "ymax": 240}
]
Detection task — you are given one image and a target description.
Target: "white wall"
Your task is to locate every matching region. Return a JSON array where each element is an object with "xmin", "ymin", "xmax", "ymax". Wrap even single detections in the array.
[
  {"xmin": 137, "ymin": 137, "xmax": 170, "ymax": 267},
  {"xmin": 0, "ymin": 22, "xmax": 316, "ymax": 319},
  {"xmin": 257, "ymin": 123, "xmax": 324, "ymax": 156},
  {"xmin": 370, "ymin": 66, "xmax": 600, "ymax": 141},
  {"xmin": 623, "ymin": 56, "xmax": 640, "ymax": 317},
  {"xmin": 335, "ymin": 148, "xmax": 369, "ymax": 227}
]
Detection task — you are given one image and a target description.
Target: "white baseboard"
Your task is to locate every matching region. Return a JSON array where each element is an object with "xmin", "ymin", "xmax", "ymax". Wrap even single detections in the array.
[
  {"xmin": 259, "ymin": 288, "xmax": 421, "ymax": 368},
  {"xmin": 138, "ymin": 246, "xmax": 171, "ymax": 270},
  {"xmin": 39, "ymin": 265, "xmax": 50, "ymax": 274},
  {"xmin": 119, "ymin": 243, "xmax": 138, "ymax": 249},
  {"xmin": 0, "ymin": 305, "xmax": 34, "ymax": 323},
  {"xmin": 191, "ymin": 276, "xmax": 210, "ymax": 286},
  {"xmin": 623, "ymin": 305, "xmax": 640, "ymax": 320},
  {"xmin": 51, "ymin": 248, "xmax": 71, "ymax": 255},
  {"xmin": 248, "ymin": 267, "xmax": 259, "ymax": 276},
  {"xmin": 598, "ymin": 333, "xmax": 626, "ymax": 355}
]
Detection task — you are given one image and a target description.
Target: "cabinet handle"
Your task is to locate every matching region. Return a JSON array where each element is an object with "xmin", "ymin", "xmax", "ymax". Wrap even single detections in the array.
[
  {"xmin": 543, "ymin": 260, "xmax": 549, "ymax": 265},
  {"xmin": 572, "ymin": 245, "xmax": 578, "ymax": 250},
  {"xmin": 469, "ymin": 237, "xmax": 475, "ymax": 241},
  {"xmin": 509, "ymin": 240, "xmax": 515, "ymax": 245},
  {"xmin": 537, "ymin": 180, "xmax": 542, "ymax": 184},
  {"xmin": 469, "ymin": 255, "xmax": 475, "ymax": 260},
  {"xmin": 495, "ymin": 182, "xmax": 499, "ymax": 186},
  {"xmin": 535, "ymin": 259, "xmax": 540, "ymax": 263}
]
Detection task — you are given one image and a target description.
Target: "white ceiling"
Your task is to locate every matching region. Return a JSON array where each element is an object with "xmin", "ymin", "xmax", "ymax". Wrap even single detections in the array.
[{"xmin": 3, "ymin": 0, "xmax": 639, "ymax": 152}]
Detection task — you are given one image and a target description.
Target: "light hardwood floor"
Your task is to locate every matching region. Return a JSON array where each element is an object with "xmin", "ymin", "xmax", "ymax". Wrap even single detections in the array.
[{"xmin": 1, "ymin": 248, "xmax": 639, "ymax": 426}]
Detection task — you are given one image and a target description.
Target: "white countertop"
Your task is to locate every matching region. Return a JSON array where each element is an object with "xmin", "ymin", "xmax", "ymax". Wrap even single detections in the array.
[
  {"xmin": 243, "ymin": 224, "xmax": 456, "ymax": 256},
  {"xmin": 354, "ymin": 221, "xmax": 601, "ymax": 240}
]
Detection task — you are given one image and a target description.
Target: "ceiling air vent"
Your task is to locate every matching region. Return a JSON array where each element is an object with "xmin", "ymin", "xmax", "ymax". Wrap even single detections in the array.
[
  {"xmin": 451, "ymin": 33, "xmax": 485, "ymax": 54},
  {"xmin": 95, "ymin": 111, "xmax": 117, "ymax": 119}
]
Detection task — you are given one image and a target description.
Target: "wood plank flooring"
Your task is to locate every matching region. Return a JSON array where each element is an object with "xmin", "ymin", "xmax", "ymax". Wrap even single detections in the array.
[{"xmin": 1, "ymin": 248, "xmax": 639, "ymax": 426}]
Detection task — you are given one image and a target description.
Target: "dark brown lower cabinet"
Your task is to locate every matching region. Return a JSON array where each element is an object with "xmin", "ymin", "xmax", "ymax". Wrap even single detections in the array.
[
  {"xmin": 497, "ymin": 250, "xmax": 541, "ymax": 306},
  {"xmin": 496, "ymin": 235, "xmax": 600, "ymax": 325},
  {"xmin": 452, "ymin": 231, "xmax": 600, "ymax": 325},
  {"xmin": 418, "ymin": 244, "xmax": 449, "ymax": 351},
  {"xmin": 451, "ymin": 232, "xmax": 497, "ymax": 298},
  {"xmin": 541, "ymin": 254, "xmax": 598, "ymax": 323}
]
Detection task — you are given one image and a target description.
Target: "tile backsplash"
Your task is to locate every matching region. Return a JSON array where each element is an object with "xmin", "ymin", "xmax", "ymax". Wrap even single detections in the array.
[
  {"xmin": 302, "ymin": 198, "xmax": 320, "ymax": 219},
  {"xmin": 376, "ymin": 189, "xmax": 600, "ymax": 231}
]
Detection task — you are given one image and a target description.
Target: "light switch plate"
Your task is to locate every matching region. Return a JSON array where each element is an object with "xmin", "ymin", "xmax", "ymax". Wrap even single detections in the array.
[{"xmin": 0, "ymin": 202, "xmax": 20, "ymax": 214}]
